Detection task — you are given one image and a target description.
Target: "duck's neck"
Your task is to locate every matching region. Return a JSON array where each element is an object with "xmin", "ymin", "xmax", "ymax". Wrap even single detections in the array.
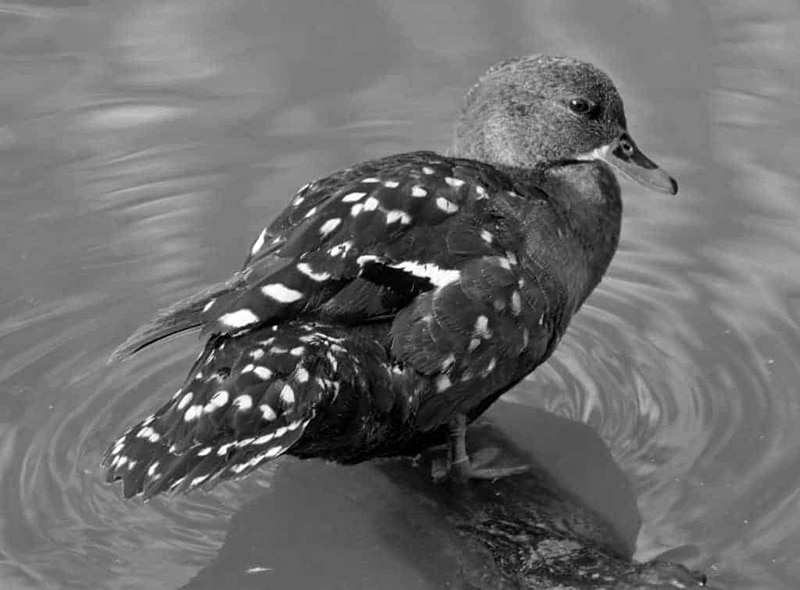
[{"xmin": 502, "ymin": 160, "xmax": 624, "ymax": 309}]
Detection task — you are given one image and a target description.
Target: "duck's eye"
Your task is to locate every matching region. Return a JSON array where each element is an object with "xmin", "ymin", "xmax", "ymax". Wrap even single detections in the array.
[
  {"xmin": 568, "ymin": 98, "xmax": 594, "ymax": 115},
  {"xmin": 618, "ymin": 137, "xmax": 635, "ymax": 156}
]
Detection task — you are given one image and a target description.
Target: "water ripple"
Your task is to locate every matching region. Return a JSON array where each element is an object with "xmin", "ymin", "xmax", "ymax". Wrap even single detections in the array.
[{"xmin": 1, "ymin": 294, "xmax": 276, "ymax": 588}]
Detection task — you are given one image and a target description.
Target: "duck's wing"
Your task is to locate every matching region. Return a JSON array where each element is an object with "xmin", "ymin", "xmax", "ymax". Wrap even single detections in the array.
[
  {"xmin": 112, "ymin": 152, "xmax": 514, "ymax": 359},
  {"xmin": 389, "ymin": 194, "xmax": 564, "ymax": 430}
]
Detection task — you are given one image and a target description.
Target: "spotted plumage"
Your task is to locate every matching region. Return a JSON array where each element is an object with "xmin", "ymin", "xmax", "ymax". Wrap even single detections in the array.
[{"xmin": 104, "ymin": 55, "xmax": 676, "ymax": 499}]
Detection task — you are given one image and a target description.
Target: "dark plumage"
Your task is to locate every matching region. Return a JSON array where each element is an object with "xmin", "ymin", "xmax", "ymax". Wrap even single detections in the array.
[{"xmin": 104, "ymin": 55, "xmax": 677, "ymax": 499}]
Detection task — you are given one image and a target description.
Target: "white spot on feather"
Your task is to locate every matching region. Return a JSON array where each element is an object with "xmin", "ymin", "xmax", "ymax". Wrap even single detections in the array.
[
  {"xmin": 411, "ymin": 185, "xmax": 427, "ymax": 198},
  {"xmin": 137, "ymin": 426, "xmax": 156, "ymax": 439},
  {"xmin": 261, "ymin": 283, "xmax": 304, "ymax": 303},
  {"xmin": 147, "ymin": 462, "xmax": 160, "ymax": 476},
  {"xmin": 319, "ymin": 217, "xmax": 342, "ymax": 236},
  {"xmin": 220, "ymin": 309, "xmax": 259, "ymax": 328},
  {"xmin": 356, "ymin": 254, "xmax": 380, "ymax": 267},
  {"xmin": 385, "ymin": 210, "xmax": 412, "ymax": 225},
  {"xmin": 287, "ymin": 419, "xmax": 305, "ymax": 431},
  {"xmin": 474, "ymin": 315, "xmax": 491, "ymax": 339},
  {"xmin": 260, "ymin": 404, "xmax": 277, "ymax": 421},
  {"xmin": 441, "ymin": 354, "xmax": 456, "ymax": 372},
  {"xmin": 328, "ymin": 241, "xmax": 352, "ymax": 258},
  {"xmin": 254, "ymin": 433, "xmax": 275, "ymax": 445},
  {"xmin": 264, "ymin": 446, "xmax": 284, "ymax": 459},
  {"xmin": 191, "ymin": 475, "xmax": 209, "ymax": 488},
  {"xmin": 361, "ymin": 177, "xmax": 380, "ymax": 183},
  {"xmin": 389, "ymin": 261, "xmax": 460, "ymax": 287},
  {"xmin": 303, "ymin": 206, "xmax": 318, "ymax": 219},
  {"xmin": 250, "ymin": 229, "xmax": 267, "ymax": 256},
  {"xmin": 435, "ymin": 375, "xmax": 452, "ymax": 392},
  {"xmin": 197, "ymin": 447, "xmax": 213, "ymax": 457},
  {"xmin": 296, "ymin": 367, "xmax": 310, "ymax": 383},
  {"xmin": 445, "ymin": 177, "xmax": 464, "ymax": 188},
  {"xmin": 205, "ymin": 390, "xmax": 229, "ymax": 412},
  {"xmin": 202, "ymin": 299, "xmax": 216, "ymax": 313},
  {"xmin": 234, "ymin": 395, "xmax": 253, "ymax": 411},
  {"xmin": 169, "ymin": 476, "xmax": 186, "ymax": 490},
  {"xmin": 350, "ymin": 203, "xmax": 364, "ymax": 217},
  {"xmin": 435, "ymin": 197, "xmax": 458, "ymax": 214},
  {"xmin": 253, "ymin": 366, "xmax": 272, "ymax": 380},
  {"xmin": 177, "ymin": 392, "xmax": 193, "ymax": 410},
  {"xmin": 363, "ymin": 196, "xmax": 380, "ymax": 211},
  {"xmin": 219, "ymin": 309, "xmax": 258, "ymax": 328},
  {"xmin": 480, "ymin": 230, "xmax": 493, "ymax": 243},
  {"xmin": 422, "ymin": 166, "xmax": 435, "ymax": 175},
  {"xmin": 184, "ymin": 404, "xmax": 203, "ymax": 421},
  {"xmin": 383, "ymin": 180, "xmax": 400, "ymax": 188},
  {"xmin": 280, "ymin": 384, "xmax": 295, "ymax": 405},
  {"xmin": 475, "ymin": 185, "xmax": 488, "ymax": 199},
  {"xmin": 250, "ymin": 348, "xmax": 265, "ymax": 360},
  {"xmin": 511, "ymin": 291, "xmax": 522, "ymax": 315},
  {"xmin": 297, "ymin": 262, "xmax": 331, "ymax": 281},
  {"xmin": 326, "ymin": 352, "xmax": 339, "ymax": 372},
  {"xmin": 341, "ymin": 191, "xmax": 366, "ymax": 203}
]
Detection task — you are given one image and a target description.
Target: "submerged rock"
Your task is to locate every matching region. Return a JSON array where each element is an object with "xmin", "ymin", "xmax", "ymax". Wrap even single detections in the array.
[{"xmin": 183, "ymin": 402, "xmax": 708, "ymax": 589}]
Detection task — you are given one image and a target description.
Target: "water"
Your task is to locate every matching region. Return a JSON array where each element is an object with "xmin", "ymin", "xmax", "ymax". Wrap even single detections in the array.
[{"xmin": 0, "ymin": 1, "xmax": 798, "ymax": 588}]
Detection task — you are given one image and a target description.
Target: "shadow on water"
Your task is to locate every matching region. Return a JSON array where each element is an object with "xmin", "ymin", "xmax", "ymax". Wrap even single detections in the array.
[{"xmin": 183, "ymin": 403, "xmax": 706, "ymax": 590}]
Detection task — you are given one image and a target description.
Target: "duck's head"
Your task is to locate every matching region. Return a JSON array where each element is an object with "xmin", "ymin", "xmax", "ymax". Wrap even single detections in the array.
[{"xmin": 452, "ymin": 54, "xmax": 677, "ymax": 195}]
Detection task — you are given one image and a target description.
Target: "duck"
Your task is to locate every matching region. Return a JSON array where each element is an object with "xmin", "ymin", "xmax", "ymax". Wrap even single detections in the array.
[{"xmin": 104, "ymin": 54, "xmax": 677, "ymax": 499}]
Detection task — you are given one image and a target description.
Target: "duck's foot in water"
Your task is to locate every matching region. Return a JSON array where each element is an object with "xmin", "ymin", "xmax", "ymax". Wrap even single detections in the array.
[{"xmin": 430, "ymin": 414, "xmax": 529, "ymax": 482}]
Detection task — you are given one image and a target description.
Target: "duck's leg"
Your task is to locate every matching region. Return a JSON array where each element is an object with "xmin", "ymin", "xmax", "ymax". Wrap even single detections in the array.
[
  {"xmin": 431, "ymin": 413, "xmax": 529, "ymax": 481},
  {"xmin": 448, "ymin": 413, "xmax": 472, "ymax": 478}
]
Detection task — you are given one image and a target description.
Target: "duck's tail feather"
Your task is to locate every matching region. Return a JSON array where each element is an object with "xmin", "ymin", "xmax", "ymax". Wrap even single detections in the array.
[
  {"xmin": 110, "ymin": 274, "xmax": 249, "ymax": 362},
  {"xmin": 103, "ymin": 324, "xmax": 354, "ymax": 499}
]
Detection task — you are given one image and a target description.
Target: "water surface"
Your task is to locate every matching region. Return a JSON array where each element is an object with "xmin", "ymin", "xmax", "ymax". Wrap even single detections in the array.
[{"xmin": 0, "ymin": 1, "xmax": 798, "ymax": 588}]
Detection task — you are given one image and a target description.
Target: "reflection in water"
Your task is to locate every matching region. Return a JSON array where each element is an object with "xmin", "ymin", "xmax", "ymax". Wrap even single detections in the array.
[{"xmin": 0, "ymin": 1, "xmax": 797, "ymax": 589}]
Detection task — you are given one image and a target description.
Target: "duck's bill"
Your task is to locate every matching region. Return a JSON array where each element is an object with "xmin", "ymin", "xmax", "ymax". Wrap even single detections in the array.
[{"xmin": 588, "ymin": 134, "xmax": 678, "ymax": 195}]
